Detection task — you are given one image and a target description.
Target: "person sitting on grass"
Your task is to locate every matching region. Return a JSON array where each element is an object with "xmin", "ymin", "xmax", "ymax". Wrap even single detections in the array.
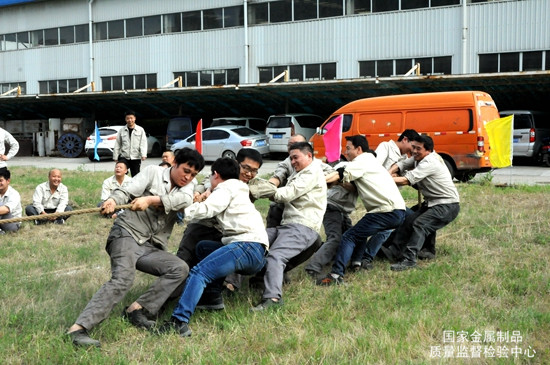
[
  {"xmin": 158, "ymin": 157, "xmax": 269, "ymax": 337},
  {"xmin": 25, "ymin": 169, "xmax": 73, "ymax": 225},
  {"xmin": 0, "ymin": 169, "xmax": 22, "ymax": 234},
  {"xmin": 98, "ymin": 161, "xmax": 132, "ymax": 218},
  {"xmin": 382, "ymin": 135, "xmax": 460, "ymax": 271},
  {"xmin": 67, "ymin": 147, "xmax": 204, "ymax": 348}
]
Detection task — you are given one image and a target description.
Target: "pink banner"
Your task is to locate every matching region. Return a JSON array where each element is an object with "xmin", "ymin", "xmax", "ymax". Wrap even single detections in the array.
[{"xmin": 322, "ymin": 114, "xmax": 343, "ymax": 162}]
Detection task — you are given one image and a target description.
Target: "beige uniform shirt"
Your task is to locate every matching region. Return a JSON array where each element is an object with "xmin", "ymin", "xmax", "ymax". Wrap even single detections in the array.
[
  {"xmin": 32, "ymin": 181, "xmax": 69, "ymax": 213},
  {"xmin": 375, "ymin": 140, "xmax": 406, "ymax": 170},
  {"xmin": 343, "ymin": 152, "xmax": 406, "ymax": 213},
  {"xmin": 113, "ymin": 124, "xmax": 148, "ymax": 160},
  {"xmin": 185, "ymin": 179, "xmax": 269, "ymax": 248},
  {"xmin": 101, "ymin": 174, "xmax": 133, "ymax": 201},
  {"xmin": 110, "ymin": 165, "xmax": 194, "ymax": 249}
]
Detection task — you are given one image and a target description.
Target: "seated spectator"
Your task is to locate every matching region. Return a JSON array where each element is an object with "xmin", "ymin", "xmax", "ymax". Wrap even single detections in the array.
[
  {"xmin": 98, "ymin": 161, "xmax": 132, "ymax": 218},
  {"xmin": 162, "ymin": 151, "xmax": 175, "ymax": 166},
  {"xmin": 159, "ymin": 158, "xmax": 268, "ymax": 337},
  {"xmin": 25, "ymin": 169, "xmax": 73, "ymax": 225},
  {"xmin": 0, "ymin": 169, "xmax": 22, "ymax": 233}
]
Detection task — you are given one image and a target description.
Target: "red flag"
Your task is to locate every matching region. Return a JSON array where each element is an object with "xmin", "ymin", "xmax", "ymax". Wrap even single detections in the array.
[
  {"xmin": 322, "ymin": 114, "xmax": 343, "ymax": 163},
  {"xmin": 195, "ymin": 119, "xmax": 203, "ymax": 154}
]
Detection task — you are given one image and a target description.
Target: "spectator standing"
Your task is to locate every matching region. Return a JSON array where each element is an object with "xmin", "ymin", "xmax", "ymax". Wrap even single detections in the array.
[
  {"xmin": 0, "ymin": 127, "xmax": 19, "ymax": 174},
  {"xmin": 113, "ymin": 111, "xmax": 148, "ymax": 176}
]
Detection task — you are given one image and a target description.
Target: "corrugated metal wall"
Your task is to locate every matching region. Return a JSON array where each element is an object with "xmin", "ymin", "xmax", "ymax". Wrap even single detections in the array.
[{"xmin": 1, "ymin": 0, "xmax": 549, "ymax": 94}]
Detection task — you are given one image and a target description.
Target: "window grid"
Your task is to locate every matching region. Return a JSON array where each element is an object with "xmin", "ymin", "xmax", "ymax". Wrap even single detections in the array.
[
  {"xmin": 359, "ymin": 56, "xmax": 452, "ymax": 77},
  {"xmin": 479, "ymin": 51, "xmax": 549, "ymax": 73},
  {"xmin": 100, "ymin": 74, "xmax": 157, "ymax": 91},
  {"xmin": 174, "ymin": 69, "xmax": 240, "ymax": 87}
]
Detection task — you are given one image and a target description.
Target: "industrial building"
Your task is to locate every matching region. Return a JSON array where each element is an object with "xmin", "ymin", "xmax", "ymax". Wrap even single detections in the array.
[{"xmin": 0, "ymin": 0, "xmax": 549, "ymax": 156}]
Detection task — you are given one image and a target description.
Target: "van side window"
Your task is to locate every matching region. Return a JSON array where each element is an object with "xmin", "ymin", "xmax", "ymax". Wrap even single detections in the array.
[
  {"xmin": 296, "ymin": 115, "xmax": 323, "ymax": 128},
  {"xmin": 324, "ymin": 114, "xmax": 353, "ymax": 132}
]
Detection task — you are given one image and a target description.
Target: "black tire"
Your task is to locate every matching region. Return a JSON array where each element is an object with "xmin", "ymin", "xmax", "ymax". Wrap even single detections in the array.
[
  {"xmin": 87, "ymin": 154, "xmax": 96, "ymax": 161},
  {"xmin": 543, "ymin": 154, "xmax": 550, "ymax": 167},
  {"xmin": 222, "ymin": 150, "xmax": 236, "ymax": 160},
  {"xmin": 150, "ymin": 143, "xmax": 162, "ymax": 157},
  {"xmin": 443, "ymin": 159, "xmax": 455, "ymax": 180},
  {"xmin": 457, "ymin": 171, "xmax": 476, "ymax": 182},
  {"xmin": 57, "ymin": 133, "xmax": 84, "ymax": 158}
]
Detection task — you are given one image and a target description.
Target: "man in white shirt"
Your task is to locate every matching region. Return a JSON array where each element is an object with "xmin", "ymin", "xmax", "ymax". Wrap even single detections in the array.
[
  {"xmin": 25, "ymin": 169, "xmax": 72, "ymax": 224},
  {"xmin": 113, "ymin": 111, "xmax": 148, "ymax": 176},
  {"xmin": 0, "ymin": 169, "xmax": 22, "ymax": 233},
  {"xmin": 99, "ymin": 161, "xmax": 132, "ymax": 218},
  {"xmin": 0, "ymin": 127, "xmax": 19, "ymax": 174}
]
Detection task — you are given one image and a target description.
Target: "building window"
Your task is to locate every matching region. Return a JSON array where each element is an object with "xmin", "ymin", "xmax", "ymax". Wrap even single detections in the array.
[
  {"xmin": 248, "ymin": 3, "xmax": 269, "ymax": 25},
  {"xmin": 1, "ymin": 82, "xmax": 26, "ymax": 95},
  {"xmin": 224, "ymin": 6, "xmax": 244, "ymax": 28},
  {"xmin": 182, "ymin": 11, "xmax": 202, "ymax": 31},
  {"xmin": 432, "ymin": 0, "xmax": 460, "ymax": 6},
  {"xmin": 203, "ymin": 8, "xmax": 223, "ymax": 30},
  {"xmin": 360, "ymin": 56, "xmax": 451, "ymax": 77},
  {"xmin": 479, "ymin": 52, "xmax": 546, "ymax": 73},
  {"xmin": 75, "ymin": 24, "xmax": 89, "ymax": 43},
  {"xmin": 523, "ymin": 51, "xmax": 542, "ymax": 71},
  {"xmin": 101, "ymin": 74, "xmax": 157, "ymax": 91},
  {"xmin": 164, "ymin": 13, "xmax": 182, "ymax": 33},
  {"xmin": 373, "ymin": 0, "xmax": 399, "ymax": 12},
  {"xmin": 39, "ymin": 78, "xmax": 87, "ymax": 94},
  {"xmin": 93, "ymin": 22, "xmax": 107, "ymax": 41},
  {"xmin": 3, "ymin": 33, "xmax": 17, "ymax": 51},
  {"xmin": 295, "ymin": 0, "xmax": 318, "ymax": 21},
  {"xmin": 319, "ymin": 0, "xmax": 344, "ymax": 18},
  {"xmin": 44, "ymin": 28, "xmax": 59, "ymax": 46},
  {"xmin": 354, "ymin": 0, "xmax": 372, "ymax": 14},
  {"xmin": 144, "ymin": 16, "xmax": 161, "ymax": 35},
  {"xmin": 500, "ymin": 52, "xmax": 519, "ymax": 72},
  {"xmin": 126, "ymin": 17, "xmax": 143, "ymax": 37},
  {"xmin": 31, "ymin": 30, "xmax": 44, "ymax": 47},
  {"xmin": 396, "ymin": 59, "xmax": 414, "ymax": 75},
  {"xmin": 108, "ymin": 20, "xmax": 124, "ymax": 39},
  {"xmin": 17, "ymin": 31, "xmax": 30, "ymax": 49},
  {"xmin": 271, "ymin": 0, "xmax": 293, "ymax": 23},
  {"xmin": 259, "ymin": 63, "xmax": 336, "ymax": 83},
  {"xmin": 59, "ymin": 26, "xmax": 74, "ymax": 44},
  {"xmin": 174, "ymin": 69, "xmax": 240, "ymax": 87}
]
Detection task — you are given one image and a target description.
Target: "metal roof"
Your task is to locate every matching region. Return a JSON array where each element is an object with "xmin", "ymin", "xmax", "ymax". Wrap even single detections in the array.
[{"xmin": 1, "ymin": 71, "xmax": 549, "ymax": 122}]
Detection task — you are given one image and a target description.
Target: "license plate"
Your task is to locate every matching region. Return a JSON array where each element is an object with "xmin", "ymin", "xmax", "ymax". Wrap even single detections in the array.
[
  {"xmin": 256, "ymin": 140, "xmax": 266, "ymax": 146},
  {"xmin": 272, "ymin": 134, "xmax": 282, "ymax": 139},
  {"xmin": 513, "ymin": 138, "xmax": 519, "ymax": 143}
]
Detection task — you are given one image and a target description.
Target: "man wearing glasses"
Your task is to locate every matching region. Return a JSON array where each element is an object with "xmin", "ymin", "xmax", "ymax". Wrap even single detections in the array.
[{"xmin": 174, "ymin": 148, "xmax": 263, "ymax": 309}]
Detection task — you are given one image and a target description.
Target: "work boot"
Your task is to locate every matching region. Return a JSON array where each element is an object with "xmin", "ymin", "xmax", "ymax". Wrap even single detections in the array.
[
  {"xmin": 123, "ymin": 307, "xmax": 156, "ymax": 329},
  {"xmin": 157, "ymin": 317, "xmax": 192, "ymax": 337},
  {"xmin": 196, "ymin": 292, "xmax": 225, "ymax": 311},
  {"xmin": 390, "ymin": 259, "xmax": 417, "ymax": 271},
  {"xmin": 68, "ymin": 329, "xmax": 101, "ymax": 348}
]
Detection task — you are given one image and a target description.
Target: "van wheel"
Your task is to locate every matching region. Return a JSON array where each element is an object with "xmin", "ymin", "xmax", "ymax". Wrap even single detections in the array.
[
  {"xmin": 457, "ymin": 171, "xmax": 476, "ymax": 182},
  {"xmin": 443, "ymin": 159, "xmax": 455, "ymax": 180},
  {"xmin": 222, "ymin": 150, "xmax": 236, "ymax": 160}
]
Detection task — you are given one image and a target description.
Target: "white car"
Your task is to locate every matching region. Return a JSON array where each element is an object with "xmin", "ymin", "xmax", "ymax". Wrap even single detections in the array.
[
  {"xmin": 170, "ymin": 125, "xmax": 269, "ymax": 162},
  {"xmin": 84, "ymin": 125, "xmax": 162, "ymax": 161}
]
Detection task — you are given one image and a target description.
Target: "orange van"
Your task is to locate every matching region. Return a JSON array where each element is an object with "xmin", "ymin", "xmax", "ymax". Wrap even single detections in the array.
[{"xmin": 310, "ymin": 91, "xmax": 499, "ymax": 182}]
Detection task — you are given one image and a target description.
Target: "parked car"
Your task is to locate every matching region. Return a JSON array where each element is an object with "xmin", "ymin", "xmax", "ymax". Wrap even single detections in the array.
[
  {"xmin": 211, "ymin": 117, "xmax": 267, "ymax": 133},
  {"xmin": 499, "ymin": 110, "xmax": 550, "ymax": 161},
  {"xmin": 166, "ymin": 116, "xmax": 194, "ymax": 150},
  {"xmin": 85, "ymin": 125, "xmax": 162, "ymax": 161},
  {"xmin": 265, "ymin": 113, "xmax": 324, "ymax": 153},
  {"xmin": 170, "ymin": 125, "xmax": 269, "ymax": 162}
]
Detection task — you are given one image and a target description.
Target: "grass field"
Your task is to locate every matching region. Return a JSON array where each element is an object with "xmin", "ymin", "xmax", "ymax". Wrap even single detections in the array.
[{"xmin": 0, "ymin": 166, "xmax": 548, "ymax": 364}]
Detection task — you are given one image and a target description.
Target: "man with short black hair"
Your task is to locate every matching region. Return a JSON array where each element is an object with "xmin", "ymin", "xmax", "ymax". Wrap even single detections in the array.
[
  {"xmin": 383, "ymin": 135, "xmax": 460, "ymax": 271},
  {"xmin": 317, "ymin": 135, "xmax": 406, "ymax": 286},
  {"xmin": 67, "ymin": 148, "xmax": 205, "ymax": 348},
  {"xmin": 0, "ymin": 169, "xmax": 21, "ymax": 233},
  {"xmin": 114, "ymin": 111, "xmax": 148, "ymax": 176}
]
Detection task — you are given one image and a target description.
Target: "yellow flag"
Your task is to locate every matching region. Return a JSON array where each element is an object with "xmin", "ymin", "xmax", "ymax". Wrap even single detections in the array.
[{"xmin": 485, "ymin": 115, "xmax": 513, "ymax": 168}]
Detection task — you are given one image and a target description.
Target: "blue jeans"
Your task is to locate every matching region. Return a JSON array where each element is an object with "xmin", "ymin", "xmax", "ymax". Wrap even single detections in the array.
[
  {"xmin": 172, "ymin": 240, "xmax": 266, "ymax": 323},
  {"xmin": 332, "ymin": 210, "xmax": 406, "ymax": 277}
]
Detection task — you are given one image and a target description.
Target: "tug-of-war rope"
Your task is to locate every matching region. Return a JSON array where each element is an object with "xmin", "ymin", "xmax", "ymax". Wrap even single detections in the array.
[{"xmin": 1, "ymin": 204, "xmax": 134, "ymax": 224}]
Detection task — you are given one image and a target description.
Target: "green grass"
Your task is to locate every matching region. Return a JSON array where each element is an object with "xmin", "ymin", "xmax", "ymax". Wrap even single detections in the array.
[{"xmin": 1, "ymin": 167, "xmax": 549, "ymax": 364}]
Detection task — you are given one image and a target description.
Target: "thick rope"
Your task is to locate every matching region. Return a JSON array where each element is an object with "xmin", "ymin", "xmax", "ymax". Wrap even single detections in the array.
[{"xmin": 2, "ymin": 204, "xmax": 133, "ymax": 224}]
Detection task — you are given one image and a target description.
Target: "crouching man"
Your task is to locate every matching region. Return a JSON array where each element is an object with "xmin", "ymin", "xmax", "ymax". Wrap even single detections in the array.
[
  {"xmin": 159, "ymin": 158, "xmax": 268, "ymax": 337},
  {"xmin": 67, "ymin": 147, "xmax": 204, "ymax": 347}
]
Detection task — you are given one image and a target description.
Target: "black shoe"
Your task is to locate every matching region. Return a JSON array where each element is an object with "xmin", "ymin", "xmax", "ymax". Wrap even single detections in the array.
[
  {"xmin": 196, "ymin": 292, "xmax": 225, "ymax": 311},
  {"xmin": 54, "ymin": 218, "xmax": 65, "ymax": 225},
  {"xmin": 305, "ymin": 269, "xmax": 319, "ymax": 280},
  {"xmin": 380, "ymin": 246, "xmax": 399, "ymax": 263},
  {"xmin": 250, "ymin": 298, "xmax": 283, "ymax": 312},
  {"xmin": 157, "ymin": 317, "xmax": 192, "ymax": 337},
  {"xmin": 283, "ymin": 272, "xmax": 291, "ymax": 285},
  {"xmin": 69, "ymin": 329, "xmax": 101, "ymax": 348},
  {"xmin": 361, "ymin": 259, "xmax": 374, "ymax": 271},
  {"xmin": 390, "ymin": 259, "xmax": 417, "ymax": 271},
  {"xmin": 123, "ymin": 307, "xmax": 156, "ymax": 329},
  {"xmin": 316, "ymin": 273, "xmax": 344, "ymax": 286},
  {"xmin": 418, "ymin": 249, "xmax": 436, "ymax": 260},
  {"xmin": 348, "ymin": 262, "xmax": 362, "ymax": 273}
]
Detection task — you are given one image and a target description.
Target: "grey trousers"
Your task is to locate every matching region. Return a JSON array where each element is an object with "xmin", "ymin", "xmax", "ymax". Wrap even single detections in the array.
[
  {"xmin": 0, "ymin": 212, "xmax": 20, "ymax": 232},
  {"xmin": 263, "ymin": 223, "xmax": 319, "ymax": 300},
  {"xmin": 305, "ymin": 205, "xmax": 352, "ymax": 274},
  {"xmin": 75, "ymin": 225, "xmax": 189, "ymax": 331}
]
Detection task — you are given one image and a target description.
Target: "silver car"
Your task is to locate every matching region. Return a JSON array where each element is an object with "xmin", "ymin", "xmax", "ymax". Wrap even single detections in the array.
[{"xmin": 170, "ymin": 125, "xmax": 269, "ymax": 161}]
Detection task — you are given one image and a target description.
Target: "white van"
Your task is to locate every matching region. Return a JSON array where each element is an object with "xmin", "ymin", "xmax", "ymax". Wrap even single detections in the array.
[
  {"xmin": 265, "ymin": 113, "xmax": 323, "ymax": 153},
  {"xmin": 499, "ymin": 110, "xmax": 550, "ymax": 160}
]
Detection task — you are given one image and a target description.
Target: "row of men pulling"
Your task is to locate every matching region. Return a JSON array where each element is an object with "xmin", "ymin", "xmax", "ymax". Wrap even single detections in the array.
[{"xmin": 65, "ymin": 131, "xmax": 459, "ymax": 347}]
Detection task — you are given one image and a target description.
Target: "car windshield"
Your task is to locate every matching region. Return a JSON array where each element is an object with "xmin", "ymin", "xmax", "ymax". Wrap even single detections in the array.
[
  {"xmin": 267, "ymin": 117, "xmax": 291, "ymax": 128},
  {"xmin": 232, "ymin": 127, "xmax": 260, "ymax": 137},
  {"xmin": 99, "ymin": 128, "xmax": 118, "ymax": 137}
]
